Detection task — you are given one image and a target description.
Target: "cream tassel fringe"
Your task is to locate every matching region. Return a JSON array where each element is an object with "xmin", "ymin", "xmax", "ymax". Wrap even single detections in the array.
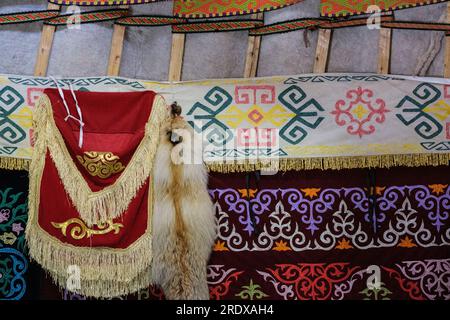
[
  {"xmin": 1, "ymin": 150, "xmax": 448, "ymax": 175},
  {"xmin": 0, "ymin": 157, "xmax": 30, "ymax": 171},
  {"xmin": 34, "ymin": 94, "xmax": 169, "ymax": 226},
  {"xmin": 26, "ymin": 221, "xmax": 153, "ymax": 283},
  {"xmin": 205, "ymin": 153, "xmax": 450, "ymax": 173},
  {"xmin": 26, "ymin": 222, "xmax": 153, "ymax": 298},
  {"xmin": 48, "ymin": 268, "xmax": 152, "ymax": 298}
]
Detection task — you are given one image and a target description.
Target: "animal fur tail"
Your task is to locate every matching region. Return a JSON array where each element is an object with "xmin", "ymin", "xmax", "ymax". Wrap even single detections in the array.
[{"xmin": 151, "ymin": 109, "xmax": 216, "ymax": 300}]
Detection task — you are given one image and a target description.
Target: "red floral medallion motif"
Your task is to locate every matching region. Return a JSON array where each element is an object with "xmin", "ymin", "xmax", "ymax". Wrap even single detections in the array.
[
  {"xmin": 332, "ymin": 87, "xmax": 390, "ymax": 137},
  {"xmin": 264, "ymin": 263, "xmax": 360, "ymax": 300}
]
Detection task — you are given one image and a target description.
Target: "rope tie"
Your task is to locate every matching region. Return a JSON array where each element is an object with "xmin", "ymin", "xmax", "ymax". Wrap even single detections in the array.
[{"xmin": 50, "ymin": 76, "xmax": 85, "ymax": 148}]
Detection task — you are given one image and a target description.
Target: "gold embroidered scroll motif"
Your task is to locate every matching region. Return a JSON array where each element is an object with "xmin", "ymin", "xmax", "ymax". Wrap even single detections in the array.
[
  {"xmin": 51, "ymin": 218, "xmax": 124, "ymax": 240},
  {"xmin": 76, "ymin": 151, "xmax": 125, "ymax": 179}
]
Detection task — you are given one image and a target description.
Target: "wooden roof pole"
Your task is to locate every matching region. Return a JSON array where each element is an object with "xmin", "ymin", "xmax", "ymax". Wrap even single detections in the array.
[
  {"xmin": 107, "ymin": 5, "xmax": 129, "ymax": 76},
  {"xmin": 244, "ymin": 13, "xmax": 264, "ymax": 78},
  {"xmin": 34, "ymin": 3, "xmax": 60, "ymax": 76},
  {"xmin": 313, "ymin": 28, "xmax": 332, "ymax": 73},
  {"xmin": 377, "ymin": 13, "xmax": 392, "ymax": 74},
  {"xmin": 168, "ymin": 33, "xmax": 186, "ymax": 81}
]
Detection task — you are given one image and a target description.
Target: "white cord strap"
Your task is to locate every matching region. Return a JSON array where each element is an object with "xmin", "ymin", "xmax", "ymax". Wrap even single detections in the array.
[{"xmin": 50, "ymin": 77, "xmax": 85, "ymax": 148}]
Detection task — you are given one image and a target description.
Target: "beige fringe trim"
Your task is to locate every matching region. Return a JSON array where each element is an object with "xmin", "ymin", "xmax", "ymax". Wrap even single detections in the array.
[
  {"xmin": 26, "ymin": 222, "xmax": 153, "ymax": 282},
  {"xmin": 0, "ymin": 157, "xmax": 30, "ymax": 171},
  {"xmin": 26, "ymin": 123, "xmax": 155, "ymax": 297},
  {"xmin": 206, "ymin": 153, "xmax": 450, "ymax": 172},
  {"xmin": 34, "ymin": 94, "xmax": 169, "ymax": 226},
  {"xmin": 26, "ymin": 223, "xmax": 153, "ymax": 298},
  {"xmin": 48, "ymin": 268, "xmax": 152, "ymax": 299},
  {"xmin": 1, "ymin": 151, "xmax": 449, "ymax": 175}
]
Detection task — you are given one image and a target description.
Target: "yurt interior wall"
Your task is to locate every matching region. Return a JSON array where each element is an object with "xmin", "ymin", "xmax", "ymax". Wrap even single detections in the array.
[{"xmin": 0, "ymin": 0, "xmax": 449, "ymax": 302}]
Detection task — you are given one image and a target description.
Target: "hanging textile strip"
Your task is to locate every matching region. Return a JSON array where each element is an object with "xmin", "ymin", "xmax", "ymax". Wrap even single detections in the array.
[
  {"xmin": 320, "ymin": 0, "xmax": 450, "ymax": 17},
  {"xmin": 381, "ymin": 21, "xmax": 450, "ymax": 32},
  {"xmin": 116, "ymin": 15, "xmax": 187, "ymax": 26},
  {"xmin": 248, "ymin": 15, "xmax": 395, "ymax": 36},
  {"xmin": 248, "ymin": 16, "xmax": 450, "ymax": 36},
  {"xmin": 248, "ymin": 18, "xmax": 324, "ymax": 36},
  {"xmin": 45, "ymin": 8, "xmax": 128, "ymax": 25},
  {"xmin": 48, "ymin": 0, "xmax": 160, "ymax": 5},
  {"xmin": 172, "ymin": 19, "xmax": 264, "ymax": 33},
  {"xmin": 173, "ymin": 0, "xmax": 303, "ymax": 19},
  {"xmin": 1, "ymin": 74, "xmax": 450, "ymax": 173},
  {"xmin": 321, "ymin": 15, "xmax": 395, "ymax": 29},
  {"xmin": 26, "ymin": 89, "xmax": 169, "ymax": 298},
  {"xmin": 0, "ymin": 10, "xmax": 60, "ymax": 25}
]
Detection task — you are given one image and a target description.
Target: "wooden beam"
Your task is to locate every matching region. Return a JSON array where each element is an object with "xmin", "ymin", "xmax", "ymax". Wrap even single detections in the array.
[
  {"xmin": 377, "ymin": 29, "xmax": 392, "ymax": 74},
  {"xmin": 168, "ymin": 33, "xmax": 186, "ymax": 81},
  {"xmin": 34, "ymin": 3, "xmax": 60, "ymax": 76},
  {"xmin": 244, "ymin": 13, "xmax": 263, "ymax": 78},
  {"xmin": 445, "ymin": 3, "xmax": 450, "ymax": 78},
  {"xmin": 107, "ymin": 5, "xmax": 129, "ymax": 76},
  {"xmin": 107, "ymin": 25, "xmax": 127, "ymax": 76},
  {"xmin": 313, "ymin": 29, "xmax": 332, "ymax": 73},
  {"xmin": 377, "ymin": 14, "xmax": 392, "ymax": 75}
]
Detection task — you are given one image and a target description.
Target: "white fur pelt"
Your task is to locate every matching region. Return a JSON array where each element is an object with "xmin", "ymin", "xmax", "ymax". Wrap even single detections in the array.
[{"xmin": 151, "ymin": 115, "xmax": 216, "ymax": 300}]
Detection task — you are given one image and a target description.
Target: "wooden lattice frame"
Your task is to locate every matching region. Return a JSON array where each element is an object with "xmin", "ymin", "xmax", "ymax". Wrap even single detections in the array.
[{"xmin": 33, "ymin": 4, "xmax": 450, "ymax": 78}]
